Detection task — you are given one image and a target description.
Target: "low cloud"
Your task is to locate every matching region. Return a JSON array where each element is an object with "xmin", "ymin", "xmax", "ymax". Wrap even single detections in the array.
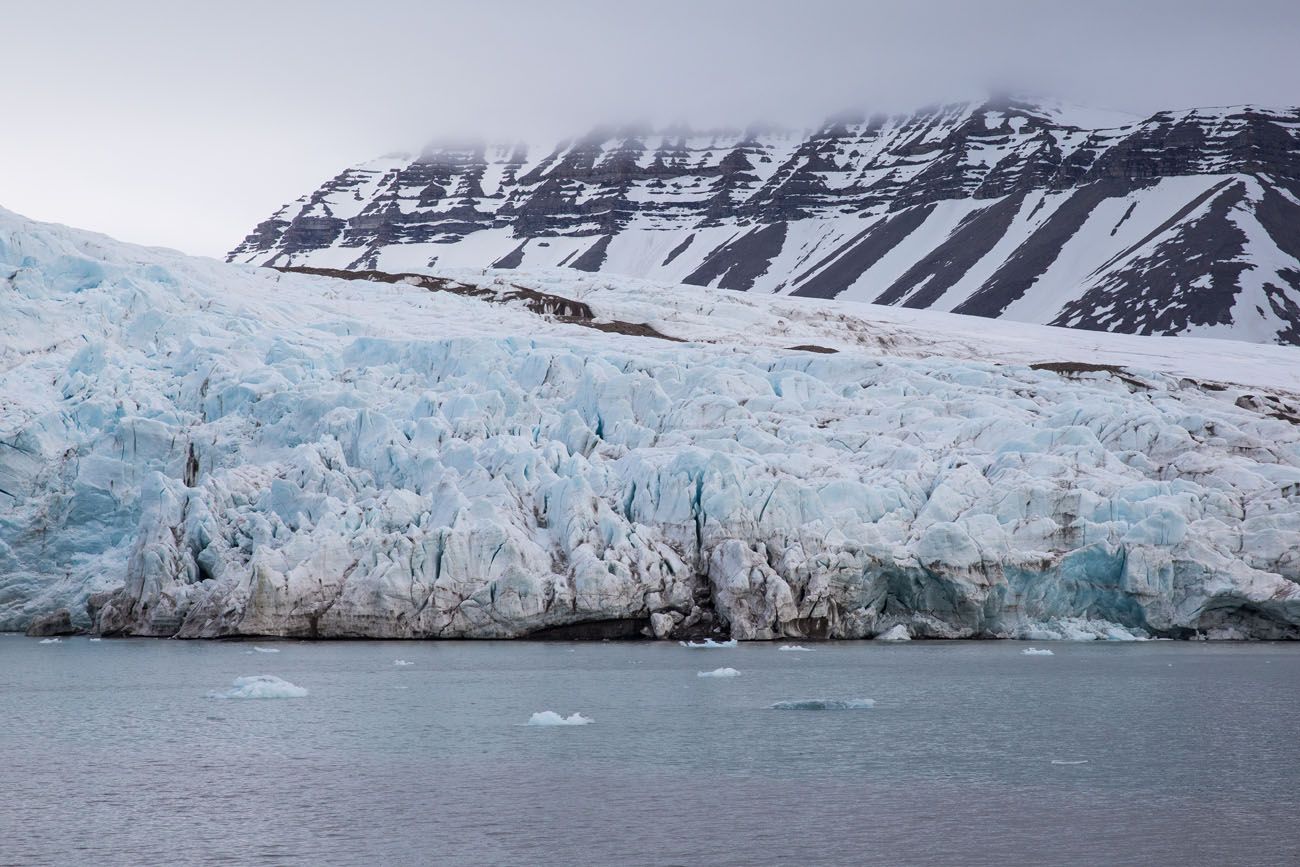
[{"xmin": 1, "ymin": 0, "xmax": 1295, "ymax": 255}]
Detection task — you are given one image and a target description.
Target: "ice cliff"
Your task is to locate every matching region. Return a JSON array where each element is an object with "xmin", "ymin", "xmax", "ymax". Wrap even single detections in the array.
[{"xmin": 2, "ymin": 208, "xmax": 1299, "ymax": 639}]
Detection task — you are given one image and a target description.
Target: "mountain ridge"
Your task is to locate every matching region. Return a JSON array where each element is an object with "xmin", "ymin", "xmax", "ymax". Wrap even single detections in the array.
[{"xmin": 230, "ymin": 97, "xmax": 1300, "ymax": 344}]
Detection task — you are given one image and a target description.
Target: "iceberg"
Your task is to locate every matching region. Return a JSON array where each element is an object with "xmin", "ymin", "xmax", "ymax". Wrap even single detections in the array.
[
  {"xmin": 38, "ymin": 637, "xmax": 62, "ymax": 645},
  {"xmin": 526, "ymin": 711, "xmax": 592, "ymax": 726},
  {"xmin": 1022, "ymin": 648, "xmax": 1055, "ymax": 656},
  {"xmin": 209, "ymin": 675, "xmax": 308, "ymax": 699},
  {"xmin": 777, "ymin": 645, "xmax": 815, "ymax": 652},
  {"xmin": 698, "ymin": 667, "xmax": 741, "ymax": 678},
  {"xmin": 771, "ymin": 699, "xmax": 875, "ymax": 710},
  {"xmin": 0, "ymin": 207, "xmax": 1298, "ymax": 641},
  {"xmin": 393, "ymin": 659, "xmax": 414, "ymax": 666},
  {"xmin": 252, "ymin": 646, "xmax": 280, "ymax": 653}
]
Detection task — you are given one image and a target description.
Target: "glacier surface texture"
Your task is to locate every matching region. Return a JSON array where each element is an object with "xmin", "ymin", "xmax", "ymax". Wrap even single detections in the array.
[{"xmin": 2, "ymin": 208, "xmax": 1299, "ymax": 639}]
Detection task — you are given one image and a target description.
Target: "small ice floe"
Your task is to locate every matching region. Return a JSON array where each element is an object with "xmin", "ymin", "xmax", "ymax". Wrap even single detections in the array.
[
  {"xmin": 777, "ymin": 644, "xmax": 815, "ymax": 652},
  {"xmin": 680, "ymin": 638, "xmax": 737, "ymax": 648},
  {"xmin": 771, "ymin": 698, "xmax": 875, "ymax": 710},
  {"xmin": 526, "ymin": 711, "xmax": 592, "ymax": 726},
  {"xmin": 698, "ymin": 667, "xmax": 741, "ymax": 678},
  {"xmin": 393, "ymin": 659, "xmax": 414, "ymax": 666},
  {"xmin": 252, "ymin": 646, "xmax": 280, "ymax": 654},
  {"xmin": 1051, "ymin": 760, "xmax": 1089, "ymax": 765},
  {"xmin": 875, "ymin": 625, "xmax": 911, "ymax": 642},
  {"xmin": 38, "ymin": 637, "xmax": 61, "ymax": 644},
  {"xmin": 1022, "ymin": 647, "xmax": 1055, "ymax": 656},
  {"xmin": 88, "ymin": 637, "xmax": 102, "ymax": 642},
  {"xmin": 209, "ymin": 675, "xmax": 308, "ymax": 699}
]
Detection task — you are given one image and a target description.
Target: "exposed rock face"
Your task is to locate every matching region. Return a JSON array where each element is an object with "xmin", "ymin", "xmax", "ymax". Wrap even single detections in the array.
[
  {"xmin": 230, "ymin": 98, "xmax": 1300, "ymax": 345},
  {"xmin": 5, "ymin": 208, "xmax": 1300, "ymax": 640},
  {"xmin": 24, "ymin": 609, "xmax": 80, "ymax": 637}
]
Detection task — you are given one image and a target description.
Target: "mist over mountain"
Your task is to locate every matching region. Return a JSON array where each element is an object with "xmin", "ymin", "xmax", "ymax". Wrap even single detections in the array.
[{"xmin": 4, "ymin": 0, "xmax": 1299, "ymax": 256}]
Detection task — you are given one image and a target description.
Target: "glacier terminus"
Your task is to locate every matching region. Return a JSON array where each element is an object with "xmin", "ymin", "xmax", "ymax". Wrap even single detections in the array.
[{"xmin": 2, "ymin": 206, "xmax": 1298, "ymax": 640}]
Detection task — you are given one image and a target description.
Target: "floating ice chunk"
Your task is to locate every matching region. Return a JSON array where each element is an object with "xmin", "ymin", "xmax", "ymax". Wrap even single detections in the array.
[
  {"xmin": 771, "ymin": 698, "xmax": 875, "ymax": 710},
  {"xmin": 394, "ymin": 659, "xmax": 414, "ymax": 666},
  {"xmin": 526, "ymin": 711, "xmax": 592, "ymax": 726},
  {"xmin": 680, "ymin": 638, "xmax": 737, "ymax": 648},
  {"xmin": 698, "ymin": 667, "xmax": 741, "ymax": 678},
  {"xmin": 252, "ymin": 646, "xmax": 280, "ymax": 653},
  {"xmin": 875, "ymin": 625, "xmax": 911, "ymax": 642},
  {"xmin": 1051, "ymin": 760, "xmax": 1089, "ymax": 765},
  {"xmin": 209, "ymin": 675, "xmax": 308, "ymax": 699},
  {"xmin": 88, "ymin": 637, "xmax": 102, "ymax": 642},
  {"xmin": 777, "ymin": 644, "xmax": 814, "ymax": 652},
  {"xmin": 1022, "ymin": 647, "xmax": 1055, "ymax": 656},
  {"xmin": 38, "ymin": 637, "xmax": 61, "ymax": 644}
]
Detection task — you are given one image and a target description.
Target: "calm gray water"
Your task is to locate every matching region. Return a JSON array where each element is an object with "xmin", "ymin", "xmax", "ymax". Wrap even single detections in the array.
[{"xmin": 1, "ymin": 637, "xmax": 1297, "ymax": 866}]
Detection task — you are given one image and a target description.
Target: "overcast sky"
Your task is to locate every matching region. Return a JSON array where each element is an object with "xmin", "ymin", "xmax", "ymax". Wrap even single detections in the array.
[{"xmin": 2, "ymin": 0, "xmax": 1296, "ymax": 257}]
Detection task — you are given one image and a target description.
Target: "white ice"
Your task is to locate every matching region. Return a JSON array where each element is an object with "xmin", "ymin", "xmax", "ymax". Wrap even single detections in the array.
[
  {"xmin": 1, "ymin": 206, "xmax": 1298, "ymax": 643},
  {"xmin": 875, "ymin": 625, "xmax": 911, "ymax": 641},
  {"xmin": 698, "ymin": 667, "xmax": 741, "ymax": 678},
  {"xmin": 209, "ymin": 675, "xmax": 308, "ymax": 699},
  {"xmin": 526, "ymin": 711, "xmax": 593, "ymax": 726},
  {"xmin": 1017, "ymin": 618, "xmax": 1148, "ymax": 642}
]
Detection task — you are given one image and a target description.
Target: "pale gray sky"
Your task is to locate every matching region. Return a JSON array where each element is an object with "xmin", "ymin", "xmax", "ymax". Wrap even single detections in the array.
[{"xmin": 1, "ymin": 0, "xmax": 1296, "ymax": 256}]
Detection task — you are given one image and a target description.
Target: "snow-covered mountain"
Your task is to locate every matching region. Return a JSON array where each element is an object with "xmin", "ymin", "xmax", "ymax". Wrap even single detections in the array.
[
  {"xmin": 230, "ymin": 98, "xmax": 1300, "ymax": 345},
  {"xmin": 6, "ymin": 206, "xmax": 1300, "ymax": 639}
]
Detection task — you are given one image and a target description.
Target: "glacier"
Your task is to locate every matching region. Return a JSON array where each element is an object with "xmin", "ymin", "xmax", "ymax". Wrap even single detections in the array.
[{"xmin": 2, "ymin": 207, "xmax": 1299, "ymax": 640}]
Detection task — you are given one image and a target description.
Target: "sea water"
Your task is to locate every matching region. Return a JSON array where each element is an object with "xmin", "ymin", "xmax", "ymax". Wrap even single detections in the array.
[{"xmin": 1, "ymin": 637, "xmax": 1296, "ymax": 866}]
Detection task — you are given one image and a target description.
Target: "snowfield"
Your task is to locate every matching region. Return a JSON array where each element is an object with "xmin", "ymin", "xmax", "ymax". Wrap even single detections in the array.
[{"xmin": 2, "ymin": 208, "xmax": 1299, "ymax": 639}]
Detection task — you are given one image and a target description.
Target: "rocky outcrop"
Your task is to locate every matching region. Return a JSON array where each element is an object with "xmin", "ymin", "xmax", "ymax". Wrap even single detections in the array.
[{"xmin": 24, "ymin": 609, "xmax": 82, "ymax": 637}]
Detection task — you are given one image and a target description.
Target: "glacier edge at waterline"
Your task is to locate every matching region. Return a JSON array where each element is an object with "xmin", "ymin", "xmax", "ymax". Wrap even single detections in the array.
[{"xmin": 2, "ymin": 208, "xmax": 1299, "ymax": 640}]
